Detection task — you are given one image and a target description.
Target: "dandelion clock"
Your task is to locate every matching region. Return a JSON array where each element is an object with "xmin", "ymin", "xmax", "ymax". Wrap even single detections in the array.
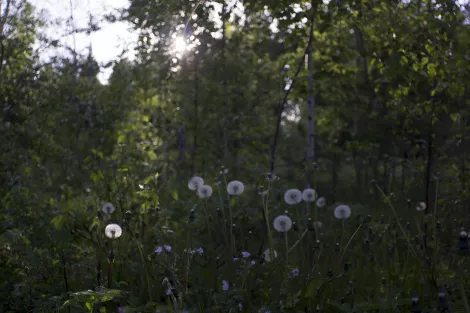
[
  {"xmin": 105, "ymin": 223, "xmax": 122, "ymax": 239},
  {"xmin": 227, "ymin": 180, "xmax": 244, "ymax": 196}
]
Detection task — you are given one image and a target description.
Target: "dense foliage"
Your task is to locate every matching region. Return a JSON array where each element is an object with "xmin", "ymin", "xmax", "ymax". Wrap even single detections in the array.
[{"xmin": 1, "ymin": 0, "xmax": 470, "ymax": 312}]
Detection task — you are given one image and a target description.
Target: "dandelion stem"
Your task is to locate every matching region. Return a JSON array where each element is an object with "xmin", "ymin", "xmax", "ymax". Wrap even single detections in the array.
[
  {"xmin": 263, "ymin": 182, "xmax": 275, "ymax": 261},
  {"xmin": 339, "ymin": 223, "xmax": 363, "ymax": 264},
  {"xmin": 374, "ymin": 183, "xmax": 419, "ymax": 260},
  {"xmin": 128, "ymin": 225, "xmax": 153, "ymax": 302},
  {"xmin": 285, "ymin": 231, "xmax": 289, "ymax": 273},
  {"xmin": 337, "ymin": 219, "xmax": 345, "ymax": 269}
]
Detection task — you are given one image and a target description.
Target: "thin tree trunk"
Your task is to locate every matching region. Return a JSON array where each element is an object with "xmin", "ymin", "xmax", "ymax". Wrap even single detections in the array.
[
  {"xmin": 191, "ymin": 59, "xmax": 199, "ymax": 175},
  {"xmin": 306, "ymin": 0, "xmax": 316, "ymax": 166},
  {"xmin": 222, "ymin": 1, "xmax": 229, "ymax": 161}
]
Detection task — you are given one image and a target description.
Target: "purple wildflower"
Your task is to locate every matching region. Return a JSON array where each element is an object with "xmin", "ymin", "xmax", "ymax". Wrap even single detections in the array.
[
  {"xmin": 164, "ymin": 245, "xmax": 172, "ymax": 252},
  {"xmin": 155, "ymin": 246, "xmax": 163, "ymax": 255},
  {"xmin": 292, "ymin": 268, "xmax": 299, "ymax": 277},
  {"xmin": 233, "ymin": 257, "xmax": 239, "ymax": 262},
  {"xmin": 238, "ymin": 303, "xmax": 243, "ymax": 311},
  {"xmin": 166, "ymin": 288, "xmax": 172, "ymax": 295},
  {"xmin": 196, "ymin": 247, "xmax": 204, "ymax": 255},
  {"xmin": 241, "ymin": 251, "xmax": 250, "ymax": 258},
  {"xmin": 222, "ymin": 280, "xmax": 229, "ymax": 291}
]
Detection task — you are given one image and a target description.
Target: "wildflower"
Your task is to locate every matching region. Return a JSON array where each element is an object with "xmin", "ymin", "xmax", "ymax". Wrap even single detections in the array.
[
  {"xmin": 459, "ymin": 230, "xmax": 469, "ymax": 251},
  {"xmin": 292, "ymin": 268, "xmax": 299, "ymax": 277},
  {"xmin": 263, "ymin": 249, "xmax": 278, "ymax": 262},
  {"xmin": 284, "ymin": 189, "xmax": 302, "ymax": 205},
  {"xmin": 227, "ymin": 180, "xmax": 245, "ymax": 196},
  {"xmin": 188, "ymin": 176, "xmax": 204, "ymax": 191},
  {"xmin": 166, "ymin": 289, "xmax": 172, "ymax": 295},
  {"xmin": 222, "ymin": 280, "xmax": 229, "ymax": 291},
  {"xmin": 273, "ymin": 215, "xmax": 293, "ymax": 232},
  {"xmin": 104, "ymin": 224, "xmax": 122, "ymax": 239},
  {"xmin": 334, "ymin": 205, "xmax": 351, "ymax": 220},
  {"xmin": 238, "ymin": 303, "xmax": 243, "ymax": 311},
  {"xmin": 164, "ymin": 245, "xmax": 172, "ymax": 252},
  {"xmin": 102, "ymin": 202, "xmax": 116, "ymax": 215},
  {"xmin": 233, "ymin": 257, "xmax": 239, "ymax": 262},
  {"xmin": 250, "ymin": 260, "xmax": 256, "ymax": 266},
  {"xmin": 241, "ymin": 251, "xmax": 250, "ymax": 258},
  {"xmin": 197, "ymin": 185, "xmax": 213, "ymax": 199},
  {"xmin": 155, "ymin": 246, "xmax": 163, "ymax": 255},
  {"xmin": 302, "ymin": 188, "xmax": 316, "ymax": 202},
  {"xmin": 196, "ymin": 247, "xmax": 204, "ymax": 255},
  {"xmin": 316, "ymin": 197, "xmax": 326, "ymax": 208},
  {"xmin": 416, "ymin": 202, "xmax": 426, "ymax": 212}
]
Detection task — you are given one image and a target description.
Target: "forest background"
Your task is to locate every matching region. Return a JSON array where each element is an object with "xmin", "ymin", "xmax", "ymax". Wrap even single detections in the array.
[{"xmin": 2, "ymin": 0, "xmax": 470, "ymax": 312}]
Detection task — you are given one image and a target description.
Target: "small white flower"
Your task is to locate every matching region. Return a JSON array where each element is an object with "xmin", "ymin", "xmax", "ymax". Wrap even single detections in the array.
[
  {"xmin": 416, "ymin": 202, "xmax": 426, "ymax": 212},
  {"xmin": 102, "ymin": 202, "xmax": 116, "ymax": 215},
  {"xmin": 316, "ymin": 197, "xmax": 326, "ymax": 208},
  {"xmin": 302, "ymin": 189, "xmax": 317, "ymax": 202},
  {"xmin": 188, "ymin": 176, "xmax": 204, "ymax": 191},
  {"xmin": 105, "ymin": 223, "xmax": 122, "ymax": 239},
  {"xmin": 460, "ymin": 230, "xmax": 468, "ymax": 238},
  {"xmin": 197, "ymin": 185, "xmax": 213, "ymax": 199},
  {"xmin": 313, "ymin": 221, "xmax": 322, "ymax": 229},
  {"xmin": 227, "ymin": 180, "xmax": 245, "ymax": 196},
  {"xmin": 273, "ymin": 215, "xmax": 293, "ymax": 232},
  {"xmin": 284, "ymin": 189, "xmax": 302, "ymax": 205},
  {"xmin": 263, "ymin": 249, "xmax": 278, "ymax": 262},
  {"xmin": 334, "ymin": 205, "xmax": 351, "ymax": 220}
]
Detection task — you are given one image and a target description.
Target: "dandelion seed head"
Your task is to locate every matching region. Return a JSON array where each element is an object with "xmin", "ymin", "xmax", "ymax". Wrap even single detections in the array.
[
  {"xmin": 316, "ymin": 197, "xmax": 326, "ymax": 208},
  {"xmin": 102, "ymin": 202, "xmax": 116, "ymax": 215},
  {"xmin": 227, "ymin": 180, "xmax": 245, "ymax": 195},
  {"xmin": 263, "ymin": 249, "xmax": 278, "ymax": 262},
  {"xmin": 273, "ymin": 215, "xmax": 293, "ymax": 232},
  {"xmin": 334, "ymin": 205, "xmax": 351, "ymax": 220},
  {"xmin": 302, "ymin": 188, "xmax": 317, "ymax": 202},
  {"xmin": 284, "ymin": 189, "xmax": 302, "ymax": 205},
  {"xmin": 188, "ymin": 176, "xmax": 204, "ymax": 191},
  {"xmin": 104, "ymin": 223, "xmax": 122, "ymax": 239},
  {"xmin": 416, "ymin": 202, "xmax": 426, "ymax": 212},
  {"xmin": 197, "ymin": 185, "xmax": 213, "ymax": 199}
]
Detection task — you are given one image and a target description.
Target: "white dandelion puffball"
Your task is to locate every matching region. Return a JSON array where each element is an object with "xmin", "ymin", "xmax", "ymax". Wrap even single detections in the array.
[
  {"xmin": 302, "ymin": 188, "xmax": 317, "ymax": 202},
  {"xmin": 284, "ymin": 189, "xmax": 302, "ymax": 205},
  {"xmin": 316, "ymin": 197, "xmax": 326, "ymax": 208},
  {"xmin": 102, "ymin": 202, "xmax": 116, "ymax": 215},
  {"xmin": 188, "ymin": 176, "xmax": 204, "ymax": 191},
  {"xmin": 227, "ymin": 180, "xmax": 245, "ymax": 196},
  {"xmin": 416, "ymin": 202, "xmax": 426, "ymax": 212},
  {"xmin": 273, "ymin": 215, "xmax": 293, "ymax": 232},
  {"xmin": 263, "ymin": 249, "xmax": 278, "ymax": 262},
  {"xmin": 105, "ymin": 223, "xmax": 122, "ymax": 239},
  {"xmin": 313, "ymin": 221, "xmax": 322, "ymax": 229},
  {"xmin": 334, "ymin": 205, "xmax": 351, "ymax": 220},
  {"xmin": 197, "ymin": 185, "xmax": 213, "ymax": 199}
]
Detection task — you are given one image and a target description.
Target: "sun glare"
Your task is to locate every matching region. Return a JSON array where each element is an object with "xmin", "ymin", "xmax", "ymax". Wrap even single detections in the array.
[{"xmin": 174, "ymin": 37, "xmax": 187, "ymax": 53}]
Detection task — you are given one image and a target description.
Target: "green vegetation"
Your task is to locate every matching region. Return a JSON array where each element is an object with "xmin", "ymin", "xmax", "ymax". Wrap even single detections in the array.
[{"xmin": 1, "ymin": 0, "xmax": 470, "ymax": 312}]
